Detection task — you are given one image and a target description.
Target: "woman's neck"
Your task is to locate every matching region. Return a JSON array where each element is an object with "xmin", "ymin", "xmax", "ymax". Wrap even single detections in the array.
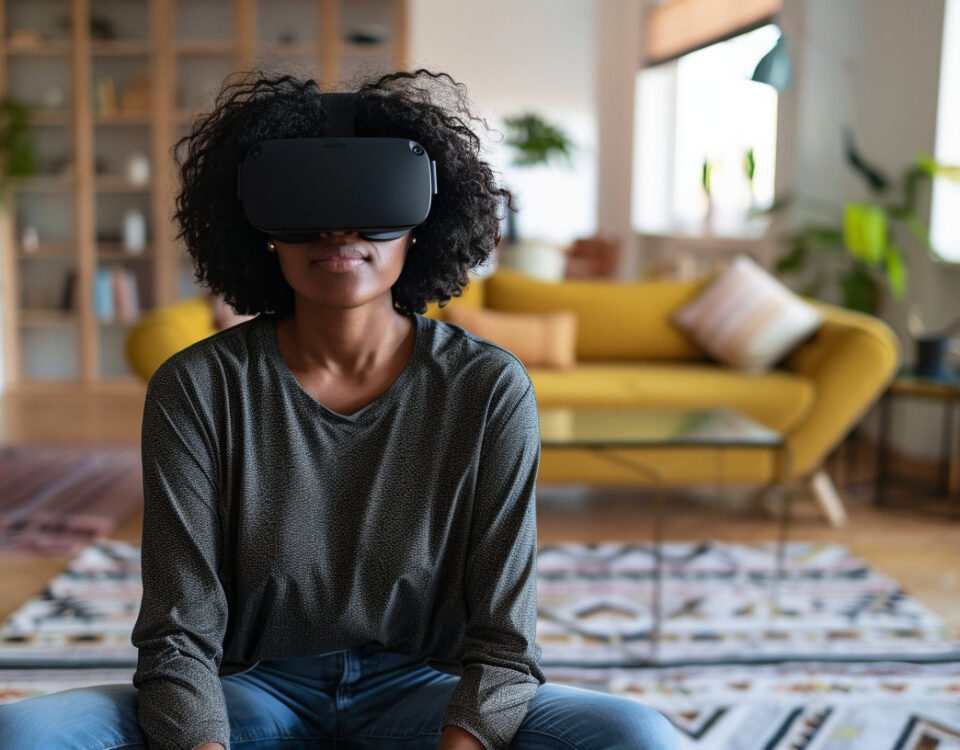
[{"xmin": 276, "ymin": 303, "xmax": 414, "ymax": 379}]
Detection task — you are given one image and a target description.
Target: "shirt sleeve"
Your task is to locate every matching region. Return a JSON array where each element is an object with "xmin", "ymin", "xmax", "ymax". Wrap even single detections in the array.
[
  {"xmin": 441, "ymin": 374, "xmax": 546, "ymax": 750},
  {"xmin": 131, "ymin": 382, "xmax": 232, "ymax": 750}
]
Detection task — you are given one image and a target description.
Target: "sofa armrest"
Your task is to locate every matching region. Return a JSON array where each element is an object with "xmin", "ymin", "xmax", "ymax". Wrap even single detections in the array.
[{"xmin": 781, "ymin": 301, "xmax": 901, "ymax": 477}]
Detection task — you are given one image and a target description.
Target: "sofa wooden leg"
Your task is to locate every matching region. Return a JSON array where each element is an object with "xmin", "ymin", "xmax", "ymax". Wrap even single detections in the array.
[{"xmin": 808, "ymin": 469, "xmax": 848, "ymax": 527}]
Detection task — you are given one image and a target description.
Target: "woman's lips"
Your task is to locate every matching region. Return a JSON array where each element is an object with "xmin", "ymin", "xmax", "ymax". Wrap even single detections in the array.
[{"xmin": 310, "ymin": 256, "xmax": 367, "ymax": 271}]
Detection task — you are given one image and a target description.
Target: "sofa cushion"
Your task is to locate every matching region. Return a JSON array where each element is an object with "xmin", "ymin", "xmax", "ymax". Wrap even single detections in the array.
[
  {"xmin": 422, "ymin": 274, "xmax": 486, "ymax": 320},
  {"xmin": 125, "ymin": 294, "xmax": 217, "ymax": 383},
  {"xmin": 528, "ymin": 362, "xmax": 816, "ymax": 434},
  {"xmin": 444, "ymin": 307, "xmax": 578, "ymax": 369},
  {"xmin": 484, "ymin": 268, "xmax": 708, "ymax": 362},
  {"xmin": 671, "ymin": 255, "xmax": 823, "ymax": 373}
]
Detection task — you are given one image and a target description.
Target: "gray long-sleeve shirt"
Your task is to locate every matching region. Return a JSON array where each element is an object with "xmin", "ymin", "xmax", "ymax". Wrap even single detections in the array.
[{"xmin": 131, "ymin": 310, "xmax": 545, "ymax": 750}]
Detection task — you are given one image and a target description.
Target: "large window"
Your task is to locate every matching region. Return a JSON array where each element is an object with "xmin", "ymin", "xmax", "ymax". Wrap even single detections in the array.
[
  {"xmin": 930, "ymin": 0, "xmax": 960, "ymax": 263},
  {"xmin": 633, "ymin": 24, "xmax": 780, "ymax": 235}
]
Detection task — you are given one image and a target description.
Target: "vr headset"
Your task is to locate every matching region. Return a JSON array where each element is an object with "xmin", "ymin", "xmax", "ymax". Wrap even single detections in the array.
[{"xmin": 237, "ymin": 93, "xmax": 438, "ymax": 242}]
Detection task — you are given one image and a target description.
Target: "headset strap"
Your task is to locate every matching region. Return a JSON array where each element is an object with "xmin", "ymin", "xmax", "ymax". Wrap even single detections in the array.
[{"xmin": 321, "ymin": 93, "xmax": 357, "ymax": 137}]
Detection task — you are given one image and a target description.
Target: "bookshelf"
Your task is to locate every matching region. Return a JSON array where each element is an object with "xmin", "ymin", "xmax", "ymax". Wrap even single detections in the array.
[{"xmin": 0, "ymin": 0, "xmax": 408, "ymax": 393}]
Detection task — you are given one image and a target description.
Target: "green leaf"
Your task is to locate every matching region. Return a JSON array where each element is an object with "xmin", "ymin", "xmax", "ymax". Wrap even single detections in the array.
[
  {"xmin": 902, "ymin": 213, "xmax": 931, "ymax": 248},
  {"xmin": 838, "ymin": 264, "xmax": 881, "ymax": 314},
  {"xmin": 916, "ymin": 152, "xmax": 960, "ymax": 183},
  {"xmin": 775, "ymin": 245, "xmax": 806, "ymax": 274},
  {"xmin": 503, "ymin": 112, "xmax": 575, "ymax": 168},
  {"xmin": 0, "ymin": 96, "xmax": 36, "ymax": 196},
  {"xmin": 803, "ymin": 226, "xmax": 845, "ymax": 247},
  {"xmin": 701, "ymin": 159, "xmax": 714, "ymax": 195},
  {"xmin": 843, "ymin": 204, "xmax": 887, "ymax": 265},
  {"xmin": 884, "ymin": 243, "xmax": 908, "ymax": 299}
]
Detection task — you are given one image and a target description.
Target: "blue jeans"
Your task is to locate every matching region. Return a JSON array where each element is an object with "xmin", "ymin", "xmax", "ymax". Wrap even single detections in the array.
[{"xmin": 0, "ymin": 643, "xmax": 680, "ymax": 749}]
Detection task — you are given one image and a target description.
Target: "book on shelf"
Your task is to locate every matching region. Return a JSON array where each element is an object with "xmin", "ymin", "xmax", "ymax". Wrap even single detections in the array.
[
  {"xmin": 94, "ymin": 266, "xmax": 141, "ymax": 323},
  {"xmin": 61, "ymin": 269, "xmax": 78, "ymax": 312}
]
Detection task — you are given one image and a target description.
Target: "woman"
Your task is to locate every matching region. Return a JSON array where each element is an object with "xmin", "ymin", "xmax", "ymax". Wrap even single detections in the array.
[{"xmin": 0, "ymin": 69, "xmax": 679, "ymax": 750}]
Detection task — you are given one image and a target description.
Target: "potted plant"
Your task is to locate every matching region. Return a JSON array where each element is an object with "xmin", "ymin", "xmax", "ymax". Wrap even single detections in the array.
[
  {"xmin": 497, "ymin": 111, "xmax": 576, "ymax": 281},
  {"xmin": 0, "ymin": 95, "xmax": 36, "ymax": 202},
  {"xmin": 769, "ymin": 129, "xmax": 960, "ymax": 315}
]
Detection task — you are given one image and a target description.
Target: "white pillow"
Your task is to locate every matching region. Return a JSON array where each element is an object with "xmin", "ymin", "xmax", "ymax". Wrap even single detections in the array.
[{"xmin": 670, "ymin": 254, "xmax": 823, "ymax": 373}]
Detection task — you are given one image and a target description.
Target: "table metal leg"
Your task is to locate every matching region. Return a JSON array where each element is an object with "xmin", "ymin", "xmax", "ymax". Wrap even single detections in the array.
[
  {"xmin": 876, "ymin": 394, "xmax": 892, "ymax": 507},
  {"xmin": 652, "ymin": 472, "xmax": 663, "ymax": 663},
  {"xmin": 953, "ymin": 402, "xmax": 960, "ymax": 520},
  {"xmin": 772, "ymin": 443, "xmax": 793, "ymax": 623},
  {"xmin": 585, "ymin": 447, "xmax": 663, "ymax": 663},
  {"xmin": 940, "ymin": 401, "xmax": 955, "ymax": 496}
]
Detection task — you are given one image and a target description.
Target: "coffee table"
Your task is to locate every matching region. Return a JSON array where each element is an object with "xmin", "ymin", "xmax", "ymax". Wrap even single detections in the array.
[{"xmin": 537, "ymin": 406, "xmax": 791, "ymax": 660}]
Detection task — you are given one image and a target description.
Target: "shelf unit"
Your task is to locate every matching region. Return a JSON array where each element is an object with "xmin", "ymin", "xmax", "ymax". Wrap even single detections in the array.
[{"xmin": 0, "ymin": 0, "xmax": 408, "ymax": 393}]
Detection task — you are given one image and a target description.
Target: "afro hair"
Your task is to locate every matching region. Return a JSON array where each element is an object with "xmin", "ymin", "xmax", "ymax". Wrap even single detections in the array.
[{"xmin": 171, "ymin": 67, "xmax": 514, "ymax": 318}]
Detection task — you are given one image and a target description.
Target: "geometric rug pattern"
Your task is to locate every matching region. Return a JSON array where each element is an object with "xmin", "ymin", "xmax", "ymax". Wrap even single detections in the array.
[
  {"xmin": 537, "ymin": 540, "xmax": 960, "ymax": 666},
  {"xmin": 541, "ymin": 661, "xmax": 960, "ymax": 749},
  {"xmin": 1, "ymin": 539, "xmax": 959, "ymax": 748}
]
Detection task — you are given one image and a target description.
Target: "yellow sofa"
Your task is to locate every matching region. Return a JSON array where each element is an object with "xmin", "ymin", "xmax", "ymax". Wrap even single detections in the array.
[
  {"xmin": 126, "ymin": 268, "xmax": 901, "ymax": 524},
  {"xmin": 423, "ymin": 269, "xmax": 900, "ymax": 525}
]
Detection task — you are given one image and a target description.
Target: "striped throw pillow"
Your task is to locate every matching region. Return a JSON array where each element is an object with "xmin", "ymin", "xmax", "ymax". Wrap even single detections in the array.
[{"xmin": 670, "ymin": 255, "xmax": 823, "ymax": 373}]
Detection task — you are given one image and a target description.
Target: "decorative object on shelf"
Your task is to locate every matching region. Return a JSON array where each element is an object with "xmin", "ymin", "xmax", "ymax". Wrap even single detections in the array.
[
  {"xmin": 503, "ymin": 112, "xmax": 575, "ymax": 168},
  {"xmin": 43, "ymin": 86, "xmax": 65, "ymax": 109},
  {"xmin": 20, "ymin": 225, "xmax": 40, "ymax": 253},
  {"xmin": 563, "ymin": 235, "xmax": 622, "ymax": 279},
  {"xmin": 501, "ymin": 239, "xmax": 570, "ymax": 283},
  {"xmin": 61, "ymin": 269, "xmax": 78, "ymax": 311},
  {"xmin": 43, "ymin": 153, "xmax": 73, "ymax": 177},
  {"xmin": 907, "ymin": 306, "xmax": 960, "ymax": 378},
  {"xmin": 123, "ymin": 208, "xmax": 146, "ymax": 254},
  {"xmin": 126, "ymin": 154, "xmax": 151, "ymax": 187},
  {"xmin": 58, "ymin": 12, "xmax": 117, "ymax": 41},
  {"xmin": 769, "ymin": 130, "xmax": 960, "ymax": 315},
  {"xmin": 120, "ymin": 74, "xmax": 151, "ymax": 115},
  {"xmin": 498, "ymin": 111, "xmax": 577, "ymax": 281},
  {"xmin": 0, "ymin": 96, "xmax": 36, "ymax": 201},
  {"xmin": 93, "ymin": 265, "xmax": 140, "ymax": 322},
  {"xmin": 96, "ymin": 78, "xmax": 118, "ymax": 117},
  {"xmin": 7, "ymin": 28, "xmax": 45, "ymax": 47},
  {"xmin": 346, "ymin": 25, "xmax": 390, "ymax": 45}
]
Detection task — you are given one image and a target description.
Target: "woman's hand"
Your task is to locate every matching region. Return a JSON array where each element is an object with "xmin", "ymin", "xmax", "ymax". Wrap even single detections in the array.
[
  {"xmin": 437, "ymin": 725, "xmax": 485, "ymax": 750},
  {"xmin": 193, "ymin": 744, "xmax": 226, "ymax": 750}
]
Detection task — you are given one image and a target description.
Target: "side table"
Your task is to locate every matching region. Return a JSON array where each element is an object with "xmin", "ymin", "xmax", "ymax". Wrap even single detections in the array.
[{"xmin": 875, "ymin": 367, "xmax": 960, "ymax": 518}]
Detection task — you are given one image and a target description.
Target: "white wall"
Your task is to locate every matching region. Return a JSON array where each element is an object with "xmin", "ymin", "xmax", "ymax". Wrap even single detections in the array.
[
  {"xmin": 784, "ymin": 0, "xmax": 955, "ymax": 459},
  {"xmin": 407, "ymin": 0, "xmax": 597, "ymax": 245}
]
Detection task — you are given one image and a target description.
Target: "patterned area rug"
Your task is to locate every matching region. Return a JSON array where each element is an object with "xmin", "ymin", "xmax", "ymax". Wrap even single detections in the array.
[
  {"xmin": 0, "ymin": 445, "xmax": 142, "ymax": 561},
  {"xmin": 536, "ymin": 540, "xmax": 960, "ymax": 665},
  {"xmin": 1, "ymin": 540, "xmax": 959, "ymax": 749}
]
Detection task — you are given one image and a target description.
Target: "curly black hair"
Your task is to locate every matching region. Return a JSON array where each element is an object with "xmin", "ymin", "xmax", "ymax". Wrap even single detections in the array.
[{"xmin": 172, "ymin": 68, "xmax": 513, "ymax": 317}]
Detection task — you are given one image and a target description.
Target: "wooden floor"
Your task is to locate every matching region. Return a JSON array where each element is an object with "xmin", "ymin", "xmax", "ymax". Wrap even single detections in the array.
[{"xmin": 1, "ymin": 390, "xmax": 958, "ymax": 636}]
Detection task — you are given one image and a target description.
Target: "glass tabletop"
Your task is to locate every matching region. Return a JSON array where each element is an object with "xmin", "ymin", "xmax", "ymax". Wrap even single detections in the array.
[{"xmin": 537, "ymin": 406, "xmax": 784, "ymax": 448}]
